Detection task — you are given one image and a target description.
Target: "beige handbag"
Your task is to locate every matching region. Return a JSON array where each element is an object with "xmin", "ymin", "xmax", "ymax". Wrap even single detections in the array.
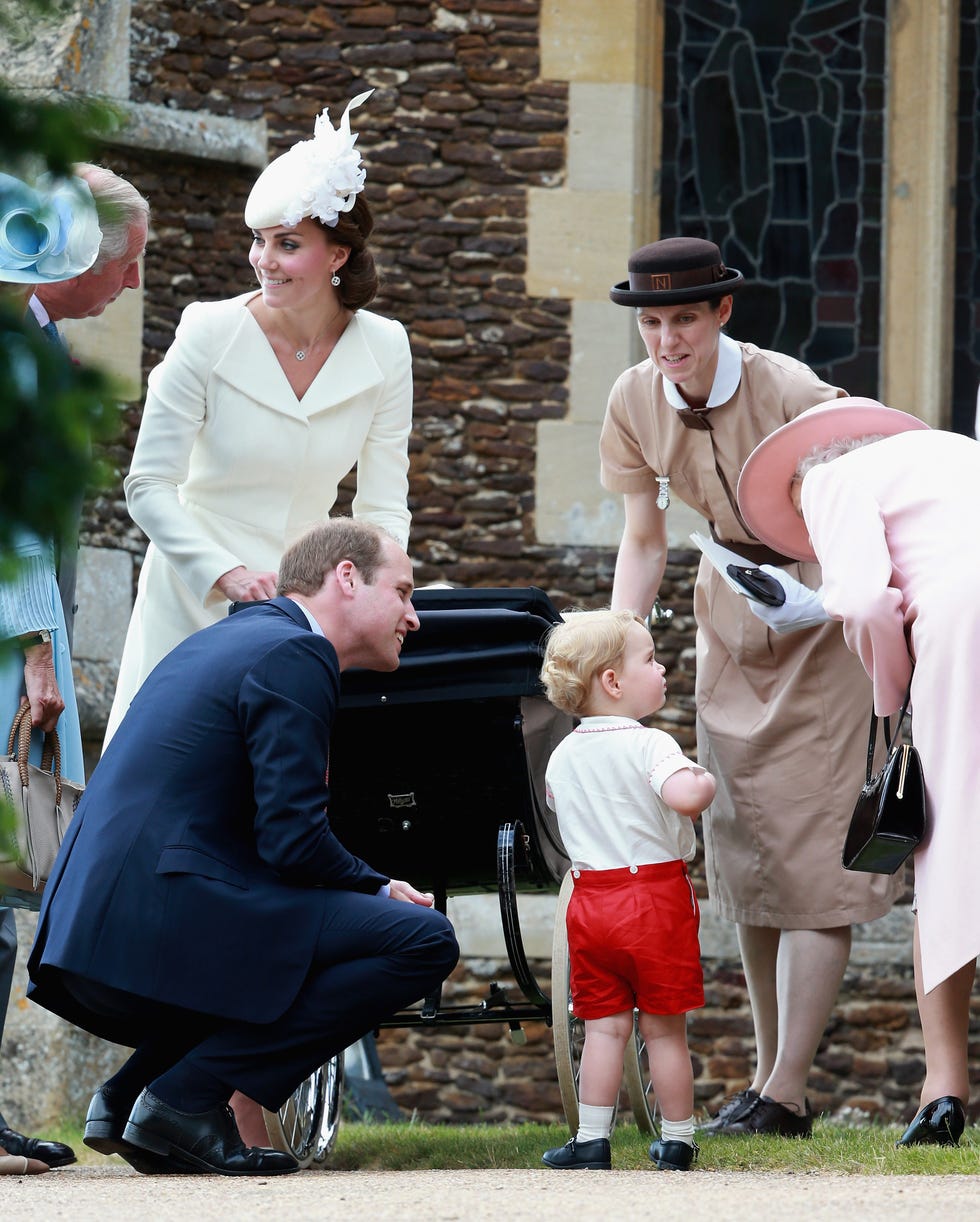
[{"xmin": 0, "ymin": 698, "xmax": 83, "ymax": 904}]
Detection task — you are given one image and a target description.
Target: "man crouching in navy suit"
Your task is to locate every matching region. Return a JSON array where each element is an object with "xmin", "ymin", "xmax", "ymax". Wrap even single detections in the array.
[{"xmin": 27, "ymin": 519, "xmax": 459, "ymax": 1176}]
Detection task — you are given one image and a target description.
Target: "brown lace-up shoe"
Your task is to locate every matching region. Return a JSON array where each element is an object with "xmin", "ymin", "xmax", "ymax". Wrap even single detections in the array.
[
  {"xmin": 720, "ymin": 1094, "xmax": 813, "ymax": 1138},
  {"xmin": 697, "ymin": 1088, "xmax": 761, "ymax": 1133}
]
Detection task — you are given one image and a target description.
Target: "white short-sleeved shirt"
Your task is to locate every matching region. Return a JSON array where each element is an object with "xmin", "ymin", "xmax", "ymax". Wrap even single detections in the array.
[{"xmin": 545, "ymin": 716, "xmax": 699, "ymax": 871}]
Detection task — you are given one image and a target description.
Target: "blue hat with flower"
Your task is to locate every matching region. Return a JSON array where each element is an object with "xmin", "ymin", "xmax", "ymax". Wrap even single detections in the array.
[{"xmin": 0, "ymin": 171, "xmax": 102, "ymax": 284}]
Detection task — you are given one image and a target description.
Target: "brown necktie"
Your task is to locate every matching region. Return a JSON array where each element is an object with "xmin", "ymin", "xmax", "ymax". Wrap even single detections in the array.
[{"xmin": 675, "ymin": 407, "xmax": 713, "ymax": 431}]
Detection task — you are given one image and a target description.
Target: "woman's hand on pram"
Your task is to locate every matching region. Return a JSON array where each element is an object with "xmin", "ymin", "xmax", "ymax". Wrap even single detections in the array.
[{"xmin": 388, "ymin": 879, "xmax": 436, "ymax": 907}]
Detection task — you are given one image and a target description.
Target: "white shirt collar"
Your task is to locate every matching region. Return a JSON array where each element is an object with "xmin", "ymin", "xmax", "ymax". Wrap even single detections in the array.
[
  {"xmin": 573, "ymin": 715, "xmax": 641, "ymax": 732},
  {"xmin": 662, "ymin": 332, "xmax": 742, "ymax": 411},
  {"xmin": 28, "ymin": 295, "xmax": 51, "ymax": 328},
  {"xmin": 288, "ymin": 597, "xmax": 324, "ymax": 636}
]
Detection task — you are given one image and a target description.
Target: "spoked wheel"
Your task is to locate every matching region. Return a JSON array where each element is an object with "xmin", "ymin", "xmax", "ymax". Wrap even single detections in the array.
[
  {"xmin": 622, "ymin": 1018, "xmax": 657, "ymax": 1133},
  {"xmin": 263, "ymin": 1054, "xmax": 344, "ymax": 1168},
  {"xmin": 551, "ymin": 871, "xmax": 657, "ymax": 1134},
  {"xmin": 551, "ymin": 871, "xmax": 584, "ymax": 1133}
]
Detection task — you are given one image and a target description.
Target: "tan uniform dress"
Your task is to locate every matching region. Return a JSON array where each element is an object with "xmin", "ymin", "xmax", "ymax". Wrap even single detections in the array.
[{"xmin": 600, "ymin": 343, "xmax": 898, "ymax": 927}]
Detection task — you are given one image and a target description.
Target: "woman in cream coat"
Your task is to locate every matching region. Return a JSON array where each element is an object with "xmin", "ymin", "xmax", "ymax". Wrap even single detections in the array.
[{"xmin": 106, "ymin": 92, "xmax": 411, "ymax": 742}]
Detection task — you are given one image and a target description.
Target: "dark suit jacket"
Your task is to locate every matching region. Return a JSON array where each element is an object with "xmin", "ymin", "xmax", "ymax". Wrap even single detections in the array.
[{"xmin": 28, "ymin": 597, "xmax": 388, "ymax": 1042}]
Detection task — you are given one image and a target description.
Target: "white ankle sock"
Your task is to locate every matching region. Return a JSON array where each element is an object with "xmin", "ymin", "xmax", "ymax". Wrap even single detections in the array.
[
  {"xmin": 660, "ymin": 1116, "xmax": 695, "ymax": 1146},
  {"xmin": 576, "ymin": 1103, "xmax": 615, "ymax": 1142}
]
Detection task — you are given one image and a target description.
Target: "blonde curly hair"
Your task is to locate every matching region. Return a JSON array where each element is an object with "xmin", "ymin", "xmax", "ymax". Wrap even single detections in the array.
[{"xmin": 540, "ymin": 608, "xmax": 642, "ymax": 716}]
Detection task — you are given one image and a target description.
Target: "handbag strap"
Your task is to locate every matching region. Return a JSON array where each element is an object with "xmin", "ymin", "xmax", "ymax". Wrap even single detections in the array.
[
  {"xmin": 7, "ymin": 696, "xmax": 64, "ymax": 806},
  {"xmin": 864, "ymin": 671, "xmax": 914, "ymax": 783}
]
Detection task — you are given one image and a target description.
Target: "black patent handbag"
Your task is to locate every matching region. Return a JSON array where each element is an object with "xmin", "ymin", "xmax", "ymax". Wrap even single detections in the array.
[{"xmin": 842, "ymin": 676, "xmax": 924, "ymax": 875}]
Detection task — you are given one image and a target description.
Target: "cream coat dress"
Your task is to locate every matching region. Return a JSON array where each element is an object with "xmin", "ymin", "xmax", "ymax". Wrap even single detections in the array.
[
  {"xmin": 105, "ymin": 292, "xmax": 412, "ymax": 742},
  {"xmin": 600, "ymin": 340, "xmax": 899, "ymax": 928},
  {"xmin": 803, "ymin": 429, "xmax": 980, "ymax": 991}
]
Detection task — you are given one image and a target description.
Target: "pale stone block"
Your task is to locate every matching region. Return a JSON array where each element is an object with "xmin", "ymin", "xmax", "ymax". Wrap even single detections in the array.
[
  {"xmin": 447, "ymin": 893, "xmax": 558, "ymax": 960},
  {"xmin": 535, "ymin": 419, "xmax": 621, "ymax": 547},
  {"xmin": 60, "ymin": 286, "xmax": 144, "ymax": 402},
  {"xmin": 568, "ymin": 299, "xmax": 637, "ymax": 424},
  {"xmin": 567, "ymin": 83, "xmax": 646, "ymax": 194},
  {"xmin": 73, "ymin": 546, "xmax": 134, "ymax": 665},
  {"xmin": 536, "ymin": 419, "xmax": 706, "ymax": 548},
  {"xmin": 540, "ymin": 0, "xmax": 657, "ymax": 87},
  {"xmin": 0, "ymin": 0, "xmax": 131, "ymax": 97},
  {"xmin": 527, "ymin": 188, "xmax": 636, "ymax": 298}
]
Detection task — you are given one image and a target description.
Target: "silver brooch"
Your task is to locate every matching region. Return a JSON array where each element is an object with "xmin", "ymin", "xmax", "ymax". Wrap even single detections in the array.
[{"xmin": 656, "ymin": 476, "xmax": 670, "ymax": 510}]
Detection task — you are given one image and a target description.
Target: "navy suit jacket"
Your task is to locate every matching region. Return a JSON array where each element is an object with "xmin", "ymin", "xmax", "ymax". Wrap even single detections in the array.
[{"xmin": 28, "ymin": 597, "xmax": 388, "ymax": 1042}]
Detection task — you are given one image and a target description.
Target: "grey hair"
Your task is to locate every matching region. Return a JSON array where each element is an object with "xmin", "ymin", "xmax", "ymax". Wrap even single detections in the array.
[
  {"xmin": 76, "ymin": 163, "xmax": 150, "ymax": 271},
  {"xmin": 793, "ymin": 433, "xmax": 888, "ymax": 481}
]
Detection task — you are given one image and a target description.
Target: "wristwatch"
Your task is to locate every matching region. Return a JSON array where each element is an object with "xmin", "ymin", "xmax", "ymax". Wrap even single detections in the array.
[{"xmin": 18, "ymin": 629, "xmax": 52, "ymax": 648}]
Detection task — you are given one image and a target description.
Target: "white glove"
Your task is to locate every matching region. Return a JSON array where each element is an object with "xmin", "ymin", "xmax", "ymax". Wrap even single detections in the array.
[{"xmin": 744, "ymin": 564, "xmax": 831, "ymax": 634}]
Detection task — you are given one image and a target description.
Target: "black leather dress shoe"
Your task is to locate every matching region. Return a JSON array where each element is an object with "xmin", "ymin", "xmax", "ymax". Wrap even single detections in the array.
[
  {"xmin": 648, "ymin": 1138, "xmax": 699, "ymax": 1170},
  {"xmin": 122, "ymin": 1088, "xmax": 297, "ymax": 1176},
  {"xmin": 697, "ymin": 1088, "xmax": 761, "ymax": 1134},
  {"xmin": 0, "ymin": 1126, "xmax": 75, "ymax": 1168},
  {"xmin": 541, "ymin": 1137, "xmax": 611, "ymax": 1169},
  {"xmin": 896, "ymin": 1096, "xmax": 966, "ymax": 1148},
  {"xmin": 720, "ymin": 1094, "xmax": 813, "ymax": 1138},
  {"xmin": 83, "ymin": 1086, "xmax": 190, "ymax": 1175}
]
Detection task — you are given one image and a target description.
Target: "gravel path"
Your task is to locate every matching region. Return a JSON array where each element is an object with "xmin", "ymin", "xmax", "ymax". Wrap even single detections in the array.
[{"xmin": 4, "ymin": 1166, "xmax": 979, "ymax": 1220}]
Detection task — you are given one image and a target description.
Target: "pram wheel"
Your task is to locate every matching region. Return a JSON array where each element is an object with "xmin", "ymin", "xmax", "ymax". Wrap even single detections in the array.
[
  {"xmin": 551, "ymin": 870, "xmax": 656, "ymax": 1134},
  {"xmin": 263, "ymin": 1053, "xmax": 344, "ymax": 1168}
]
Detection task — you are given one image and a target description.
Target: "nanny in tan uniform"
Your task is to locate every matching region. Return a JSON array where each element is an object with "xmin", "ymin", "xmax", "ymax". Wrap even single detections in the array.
[{"xmin": 599, "ymin": 237, "xmax": 898, "ymax": 1136}]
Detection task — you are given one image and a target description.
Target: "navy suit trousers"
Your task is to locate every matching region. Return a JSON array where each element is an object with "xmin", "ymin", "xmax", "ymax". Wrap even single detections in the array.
[{"xmin": 66, "ymin": 890, "xmax": 458, "ymax": 1112}]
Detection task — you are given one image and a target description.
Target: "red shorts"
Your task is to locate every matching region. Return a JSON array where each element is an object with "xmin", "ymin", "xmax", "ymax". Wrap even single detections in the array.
[{"xmin": 566, "ymin": 861, "xmax": 703, "ymax": 1019}]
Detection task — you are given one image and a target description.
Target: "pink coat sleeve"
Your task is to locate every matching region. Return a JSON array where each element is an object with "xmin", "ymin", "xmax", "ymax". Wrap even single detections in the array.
[{"xmin": 801, "ymin": 464, "xmax": 911, "ymax": 715}]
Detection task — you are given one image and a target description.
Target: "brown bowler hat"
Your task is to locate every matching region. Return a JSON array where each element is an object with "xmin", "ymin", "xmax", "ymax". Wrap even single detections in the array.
[{"xmin": 609, "ymin": 236, "xmax": 744, "ymax": 307}]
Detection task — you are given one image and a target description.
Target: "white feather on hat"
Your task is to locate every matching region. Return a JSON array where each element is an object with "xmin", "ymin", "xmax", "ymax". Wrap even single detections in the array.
[{"xmin": 244, "ymin": 91, "xmax": 373, "ymax": 230}]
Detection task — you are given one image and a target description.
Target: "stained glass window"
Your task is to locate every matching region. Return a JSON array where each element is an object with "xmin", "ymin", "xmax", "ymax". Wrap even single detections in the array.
[{"xmin": 660, "ymin": 0, "xmax": 887, "ymax": 396}]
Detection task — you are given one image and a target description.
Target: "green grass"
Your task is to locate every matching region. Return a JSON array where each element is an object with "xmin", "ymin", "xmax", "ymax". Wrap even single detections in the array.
[{"xmin": 53, "ymin": 1117, "xmax": 980, "ymax": 1174}]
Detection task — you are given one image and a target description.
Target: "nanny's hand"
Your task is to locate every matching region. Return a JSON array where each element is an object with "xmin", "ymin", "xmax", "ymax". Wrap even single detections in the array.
[
  {"xmin": 215, "ymin": 565, "xmax": 279, "ymax": 602},
  {"xmin": 745, "ymin": 565, "xmax": 831, "ymax": 634},
  {"xmin": 388, "ymin": 879, "xmax": 436, "ymax": 907}
]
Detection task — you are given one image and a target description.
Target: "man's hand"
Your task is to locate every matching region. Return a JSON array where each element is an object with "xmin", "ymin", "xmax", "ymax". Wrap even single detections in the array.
[
  {"xmin": 22, "ymin": 642, "xmax": 64, "ymax": 732},
  {"xmin": 388, "ymin": 879, "xmax": 436, "ymax": 906},
  {"xmin": 744, "ymin": 564, "xmax": 831, "ymax": 634}
]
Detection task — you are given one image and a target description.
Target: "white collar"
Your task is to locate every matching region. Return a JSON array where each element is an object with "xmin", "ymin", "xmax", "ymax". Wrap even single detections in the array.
[
  {"xmin": 662, "ymin": 332, "xmax": 742, "ymax": 412},
  {"xmin": 573, "ymin": 715, "xmax": 642, "ymax": 733},
  {"xmin": 288, "ymin": 597, "xmax": 324, "ymax": 636},
  {"xmin": 28, "ymin": 295, "xmax": 51, "ymax": 328}
]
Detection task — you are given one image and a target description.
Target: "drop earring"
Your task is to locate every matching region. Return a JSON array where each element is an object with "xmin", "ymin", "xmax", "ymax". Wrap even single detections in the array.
[{"xmin": 331, "ymin": 273, "xmax": 341, "ymax": 286}]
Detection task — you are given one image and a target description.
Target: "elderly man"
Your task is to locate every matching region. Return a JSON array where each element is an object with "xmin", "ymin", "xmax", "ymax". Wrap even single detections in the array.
[
  {"xmin": 28, "ymin": 519, "xmax": 460, "ymax": 1176},
  {"xmin": 0, "ymin": 163, "xmax": 149, "ymax": 1172}
]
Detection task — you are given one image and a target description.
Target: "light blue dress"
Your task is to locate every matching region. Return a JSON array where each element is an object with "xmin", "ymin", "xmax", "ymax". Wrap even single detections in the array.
[
  {"xmin": 0, "ymin": 529, "xmax": 84, "ymax": 783},
  {"xmin": 0, "ymin": 529, "xmax": 84, "ymax": 1058}
]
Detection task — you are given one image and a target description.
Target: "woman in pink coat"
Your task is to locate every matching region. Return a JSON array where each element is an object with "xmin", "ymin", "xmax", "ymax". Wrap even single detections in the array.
[{"xmin": 737, "ymin": 397, "xmax": 979, "ymax": 1148}]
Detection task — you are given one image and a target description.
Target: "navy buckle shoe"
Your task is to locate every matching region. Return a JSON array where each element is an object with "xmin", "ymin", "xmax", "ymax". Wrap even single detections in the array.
[
  {"xmin": 648, "ymin": 1138, "xmax": 699, "ymax": 1170},
  {"xmin": 896, "ymin": 1096, "xmax": 966, "ymax": 1148},
  {"xmin": 542, "ymin": 1137, "xmax": 611, "ymax": 1170}
]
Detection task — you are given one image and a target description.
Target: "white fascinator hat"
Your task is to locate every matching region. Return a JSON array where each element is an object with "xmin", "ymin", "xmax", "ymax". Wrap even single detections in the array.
[
  {"xmin": 245, "ymin": 91, "xmax": 373, "ymax": 230},
  {"xmin": 0, "ymin": 172, "xmax": 102, "ymax": 284}
]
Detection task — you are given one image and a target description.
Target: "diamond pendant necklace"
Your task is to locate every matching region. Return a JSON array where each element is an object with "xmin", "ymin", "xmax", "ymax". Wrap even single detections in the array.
[{"xmin": 289, "ymin": 306, "xmax": 343, "ymax": 361}]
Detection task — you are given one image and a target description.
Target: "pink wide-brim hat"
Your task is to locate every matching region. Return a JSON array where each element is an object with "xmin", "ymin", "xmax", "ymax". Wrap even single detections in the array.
[{"xmin": 736, "ymin": 396, "xmax": 930, "ymax": 562}]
